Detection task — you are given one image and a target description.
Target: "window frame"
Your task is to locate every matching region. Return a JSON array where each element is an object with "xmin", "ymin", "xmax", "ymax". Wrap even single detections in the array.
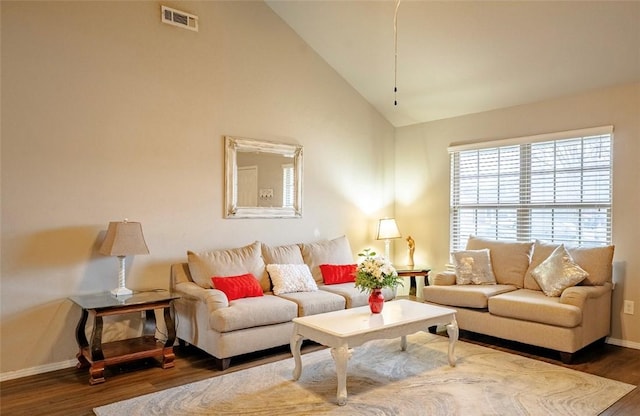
[{"xmin": 449, "ymin": 126, "xmax": 613, "ymax": 252}]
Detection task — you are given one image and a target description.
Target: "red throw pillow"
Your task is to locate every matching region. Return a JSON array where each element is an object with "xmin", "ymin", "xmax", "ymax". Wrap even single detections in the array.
[
  {"xmin": 211, "ymin": 273, "xmax": 264, "ymax": 301},
  {"xmin": 319, "ymin": 264, "xmax": 357, "ymax": 285}
]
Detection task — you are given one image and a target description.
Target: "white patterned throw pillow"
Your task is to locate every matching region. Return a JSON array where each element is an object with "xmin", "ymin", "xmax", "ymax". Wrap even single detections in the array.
[
  {"xmin": 267, "ymin": 264, "xmax": 318, "ymax": 295},
  {"xmin": 452, "ymin": 249, "xmax": 497, "ymax": 285}
]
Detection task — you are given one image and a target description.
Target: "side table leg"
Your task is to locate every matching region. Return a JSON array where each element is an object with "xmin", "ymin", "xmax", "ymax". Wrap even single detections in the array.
[
  {"xmin": 290, "ymin": 332, "xmax": 304, "ymax": 381},
  {"xmin": 164, "ymin": 305, "xmax": 177, "ymax": 347},
  {"xmin": 76, "ymin": 352, "xmax": 91, "ymax": 370},
  {"xmin": 143, "ymin": 309, "xmax": 156, "ymax": 337},
  {"xmin": 331, "ymin": 346, "xmax": 352, "ymax": 406},
  {"xmin": 75, "ymin": 309, "xmax": 90, "ymax": 369},
  {"xmin": 89, "ymin": 315, "xmax": 105, "ymax": 362},
  {"xmin": 88, "ymin": 314, "xmax": 106, "ymax": 384},
  {"xmin": 162, "ymin": 347, "xmax": 175, "ymax": 369},
  {"xmin": 162, "ymin": 305, "xmax": 177, "ymax": 369},
  {"xmin": 89, "ymin": 362, "xmax": 105, "ymax": 385},
  {"xmin": 446, "ymin": 316, "xmax": 459, "ymax": 367}
]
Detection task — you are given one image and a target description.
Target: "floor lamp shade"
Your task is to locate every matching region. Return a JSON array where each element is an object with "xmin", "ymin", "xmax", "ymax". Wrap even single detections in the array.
[{"xmin": 99, "ymin": 221, "xmax": 149, "ymax": 296}]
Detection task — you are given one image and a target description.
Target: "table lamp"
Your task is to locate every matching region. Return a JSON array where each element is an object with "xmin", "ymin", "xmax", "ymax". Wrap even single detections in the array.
[
  {"xmin": 99, "ymin": 220, "xmax": 149, "ymax": 297},
  {"xmin": 376, "ymin": 218, "xmax": 401, "ymax": 260}
]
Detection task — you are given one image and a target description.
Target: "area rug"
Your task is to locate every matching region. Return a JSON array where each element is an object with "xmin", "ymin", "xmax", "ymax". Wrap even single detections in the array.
[{"xmin": 94, "ymin": 332, "xmax": 635, "ymax": 416}]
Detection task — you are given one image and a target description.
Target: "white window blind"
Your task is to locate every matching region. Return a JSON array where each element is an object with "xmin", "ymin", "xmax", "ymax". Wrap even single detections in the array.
[
  {"xmin": 282, "ymin": 164, "xmax": 294, "ymax": 207},
  {"xmin": 449, "ymin": 127, "xmax": 613, "ymax": 251}
]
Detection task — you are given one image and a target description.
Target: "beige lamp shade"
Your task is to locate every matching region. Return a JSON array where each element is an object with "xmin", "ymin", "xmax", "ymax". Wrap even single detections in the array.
[
  {"xmin": 376, "ymin": 218, "xmax": 401, "ymax": 261},
  {"xmin": 99, "ymin": 221, "xmax": 149, "ymax": 297},
  {"xmin": 376, "ymin": 218, "xmax": 401, "ymax": 240},
  {"xmin": 99, "ymin": 221, "xmax": 149, "ymax": 256}
]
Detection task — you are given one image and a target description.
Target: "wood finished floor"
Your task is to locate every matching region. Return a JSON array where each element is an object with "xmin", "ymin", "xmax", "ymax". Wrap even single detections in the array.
[{"xmin": 2, "ymin": 332, "xmax": 639, "ymax": 415}]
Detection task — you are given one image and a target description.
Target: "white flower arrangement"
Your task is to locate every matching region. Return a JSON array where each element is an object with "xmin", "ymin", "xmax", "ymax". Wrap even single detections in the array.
[{"xmin": 354, "ymin": 249, "xmax": 402, "ymax": 293}]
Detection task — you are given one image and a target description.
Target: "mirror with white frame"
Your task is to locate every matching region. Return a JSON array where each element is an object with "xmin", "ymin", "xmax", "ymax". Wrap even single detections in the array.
[{"xmin": 224, "ymin": 136, "xmax": 303, "ymax": 218}]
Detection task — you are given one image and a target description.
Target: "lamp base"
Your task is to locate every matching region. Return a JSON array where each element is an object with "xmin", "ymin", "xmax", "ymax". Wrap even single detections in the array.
[
  {"xmin": 111, "ymin": 287, "xmax": 133, "ymax": 297},
  {"xmin": 384, "ymin": 239, "xmax": 391, "ymax": 261}
]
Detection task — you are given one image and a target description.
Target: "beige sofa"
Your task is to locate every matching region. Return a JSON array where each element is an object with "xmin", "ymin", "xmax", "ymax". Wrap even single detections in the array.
[
  {"xmin": 170, "ymin": 236, "xmax": 395, "ymax": 370},
  {"xmin": 423, "ymin": 236, "xmax": 614, "ymax": 363}
]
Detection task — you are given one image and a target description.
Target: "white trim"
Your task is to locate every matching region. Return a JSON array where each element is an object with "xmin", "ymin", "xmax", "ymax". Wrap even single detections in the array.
[
  {"xmin": 606, "ymin": 336, "xmax": 640, "ymax": 350},
  {"xmin": 0, "ymin": 358, "xmax": 77, "ymax": 382},
  {"xmin": 448, "ymin": 125, "xmax": 613, "ymax": 153}
]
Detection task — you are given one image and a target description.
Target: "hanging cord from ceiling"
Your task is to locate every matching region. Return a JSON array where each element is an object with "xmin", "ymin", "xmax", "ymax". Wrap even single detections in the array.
[{"xmin": 394, "ymin": 0, "xmax": 402, "ymax": 106}]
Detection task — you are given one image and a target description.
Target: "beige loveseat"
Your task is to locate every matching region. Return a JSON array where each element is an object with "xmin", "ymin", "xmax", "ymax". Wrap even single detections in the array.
[
  {"xmin": 423, "ymin": 236, "xmax": 614, "ymax": 363},
  {"xmin": 170, "ymin": 236, "xmax": 395, "ymax": 370}
]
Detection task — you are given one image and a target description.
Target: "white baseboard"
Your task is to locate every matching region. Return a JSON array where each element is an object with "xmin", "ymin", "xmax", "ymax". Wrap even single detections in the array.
[
  {"xmin": 606, "ymin": 337, "xmax": 640, "ymax": 350},
  {"xmin": 1, "ymin": 337, "xmax": 638, "ymax": 382},
  {"xmin": 0, "ymin": 359, "xmax": 77, "ymax": 382}
]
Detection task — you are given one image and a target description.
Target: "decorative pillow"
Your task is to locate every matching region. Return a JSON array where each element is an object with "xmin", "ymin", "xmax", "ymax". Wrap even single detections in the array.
[
  {"xmin": 524, "ymin": 240, "xmax": 560, "ymax": 290},
  {"xmin": 300, "ymin": 236, "xmax": 354, "ymax": 283},
  {"xmin": 525, "ymin": 241, "xmax": 615, "ymax": 288},
  {"xmin": 319, "ymin": 264, "xmax": 357, "ymax": 285},
  {"xmin": 531, "ymin": 245, "xmax": 589, "ymax": 297},
  {"xmin": 266, "ymin": 264, "xmax": 318, "ymax": 295},
  {"xmin": 452, "ymin": 249, "xmax": 497, "ymax": 285},
  {"xmin": 466, "ymin": 236, "xmax": 533, "ymax": 287},
  {"xmin": 187, "ymin": 241, "xmax": 268, "ymax": 291},
  {"xmin": 211, "ymin": 274, "xmax": 264, "ymax": 301}
]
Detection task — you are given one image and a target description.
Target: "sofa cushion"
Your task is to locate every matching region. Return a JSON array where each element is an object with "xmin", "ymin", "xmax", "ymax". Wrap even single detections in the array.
[
  {"xmin": 209, "ymin": 294, "xmax": 298, "ymax": 333},
  {"xmin": 466, "ymin": 236, "xmax": 533, "ymax": 288},
  {"xmin": 276, "ymin": 290, "xmax": 346, "ymax": 317},
  {"xmin": 266, "ymin": 264, "xmax": 318, "ymax": 295},
  {"xmin": 300, "ymin": 236, "xmax": 354, "ymax": 283},
  {"xmin": 488, "ymin": 289, "xmax": 583, "ymax": 328},
  {"xmin": 423, "ymin": 284, "xmax": 517, "ymax": 309},
  {"xmin": 452, "ymin": 249, "xmax": 496, "ymax": 285},
  {"xmin": 524, "ymin": 240, "xmax": 615, "ymax": 288},
  {"xmin": 531, "ymin": 245, "xmax": 588, "ymax": 297},
  {"xmin": 320, "ymin": 264, "xmax": 357, "ymax": 285},
  {"xmin": 568, "ymin": 245, "xmax": 615, "ymax": 286},
  {"xmin": 187, "ymin": 241, "xmax": 268, "ymax": 291},
  {"xmin": 261, "ymin": 243, "xmax": 304, "ymax": 264},
  {"xmin": 211, "ymin": 273, "xmax": 264, "ymax": 301}
]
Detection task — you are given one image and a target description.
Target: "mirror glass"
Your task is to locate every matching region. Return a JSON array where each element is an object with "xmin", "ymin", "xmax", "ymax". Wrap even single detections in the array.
[{"xmin": 225, "ymin": 136, "xmax": 303, "ymax": 218}]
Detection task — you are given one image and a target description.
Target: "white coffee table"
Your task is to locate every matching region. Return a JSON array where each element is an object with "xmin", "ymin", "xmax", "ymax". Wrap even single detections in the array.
[{"xmin": 290, "ymin": 299, "xmax": 458, "ymax": 405}]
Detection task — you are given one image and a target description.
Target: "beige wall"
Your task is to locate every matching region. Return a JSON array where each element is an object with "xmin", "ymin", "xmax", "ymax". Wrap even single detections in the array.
[
  {"xmin": 2, "ymin": 1, "xmax": 638, "ymax": 379},
  {"xmin": 395, "ymin": 83, "xmax": 640, "ymax": 347},
  {"xmin": 0, "ymin": 1, "xmax": 396, "ymax": 375}
]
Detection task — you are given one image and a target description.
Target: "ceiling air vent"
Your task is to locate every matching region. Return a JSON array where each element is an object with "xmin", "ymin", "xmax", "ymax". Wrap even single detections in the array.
[{"xmin": 161, "ymin": 5, "xmax": 198, "ymax": 32}]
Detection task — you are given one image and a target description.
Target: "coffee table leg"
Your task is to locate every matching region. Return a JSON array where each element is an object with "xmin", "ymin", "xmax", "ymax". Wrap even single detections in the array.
[
  {"xmin": 290, "ymin": 332, "xmax": 304, "ymax": 381},
  {"xmin": 331, "ymin": 346, "xmax": 351, "ymax": 406},
  {"xmin": 400, "ymin": 335, "xmax": 407, "ymax": 351},
  {"xmin": 446, "ymin": 316, "xmax": 459, "ymax": 367}
]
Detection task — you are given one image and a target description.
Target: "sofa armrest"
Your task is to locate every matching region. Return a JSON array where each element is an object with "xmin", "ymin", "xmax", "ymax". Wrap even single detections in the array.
[
  {"xmin": 560, "ymin": 283, "xmax": 612, "ymax": 309},
  {"xmin": 174, "ymin": 281, "xmax": 230, "ymax": 310},
  {"xmin": 431, "ymin": 271, "xmax": 457, "ymax": 286}
]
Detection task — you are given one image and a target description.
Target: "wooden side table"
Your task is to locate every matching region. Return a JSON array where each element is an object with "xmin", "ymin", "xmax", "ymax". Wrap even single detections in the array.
[
  {"xmin": 69, "ymin": 290, "xmax": 179, "ymax": 385},
  {"xmin": 396, "ymin": 267, "xmax": 430, "ymax": 296}
]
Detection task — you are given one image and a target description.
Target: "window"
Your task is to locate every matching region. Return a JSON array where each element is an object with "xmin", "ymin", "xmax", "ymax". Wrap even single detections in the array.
[
  {"xmin": 282, "ymin": 164, "xmax": 294, "ymax": 207},
  {"xmin": 449, "ymin": 126, "xmax": 612, "ymax": 251}
]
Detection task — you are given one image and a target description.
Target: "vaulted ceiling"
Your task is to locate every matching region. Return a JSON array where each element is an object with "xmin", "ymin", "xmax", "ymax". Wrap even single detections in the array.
[{"xmin": 267, "ymin": 1, "xmax": 640, "ymax": 127}]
